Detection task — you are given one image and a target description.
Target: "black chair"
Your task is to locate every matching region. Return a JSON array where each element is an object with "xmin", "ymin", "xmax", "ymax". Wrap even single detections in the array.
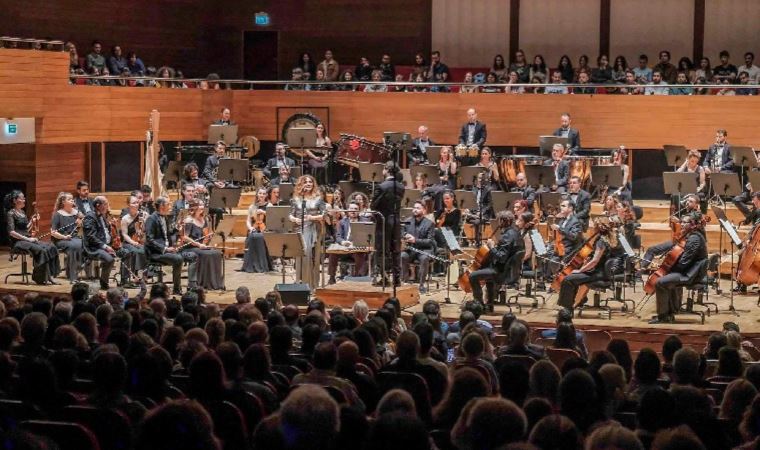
[
  {"xmin": 271, "ymin": 364, "xmax": 302, "ymax": 381},
  {"xmin": 577, "ymin": 260, "xmax": 615, "ymax": 319},
  {"xmin": 5, "ymin": 247, "xmax": 32, "ymax": 284},
  {"xmin": 614, "ymin": 411, "xmax": 638, "ymax": 430},
  {"xmin": 20, "ymin": 420, "xmax": 100, "ymax": 450},
  {"xmin": 494, "ymin": 354, "xmax": 537, "ymax": 373},
  {"xmin": 675, "ymin": 259, "xmax": 710, "ymax": 324},
  {"xmin": 699, "ymin": 253, "xmax": 720, "ymax": 313},
  {"xmin": 202, "ymin": 400, "xmax": 248, "ymax": 450},
  {"xmin": 601, "ymin": 257, "xmax": 636, "ymax": 313},
  {"xmin": 54, "ymin": 406, "xmax": 132, "ymax": 450},
  {"xmin": 506, "ymin": 250, "xmax": 546, "ymax": 311},
  {"xmin": 377, "ymin": 371, "xmax": 432, "ymax": 425},
  {"xmin": 0, "ymin": 399, "xmax": 42, "ymax": 430}
]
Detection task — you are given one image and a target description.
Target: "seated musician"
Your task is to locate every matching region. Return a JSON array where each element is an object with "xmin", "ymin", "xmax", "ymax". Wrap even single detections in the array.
[
  {"xmin": 213, "ymin": 107, "xmax": 234, "ymax": 125},
  {"xmin": 172, "ymin": 184, "xmax": 195, "ymax": 225},
  {"xmin": 263, "ymin": 143, "xmax": 296, "ymax": 179},
  {"xmin": 438, "ymin": 146, "xmax": 458, "ymax": 190},
  {"xmin": 119, "ymin": 195, "xmax": 148, "ymax": 287},
  {"xmin": 545, "ymin": 199, "xmax": 584, "ymax": 285},
  {"xmin": 202, "ymin": 141, "xmax": 228, "ymax": 189},
  {"xmin": 732, "ymin": 192, "xmax": 760, "ymax": 293},
  {"xmin": 567, "ymin": 176, "xmax": 592, "ymax": 231},
  {"xmin": 676, "ymin": 150, "xmax": 707, "ymax": 199},
  {"xmin": 5, "ymin": 190, "xmax": 59, "ymax": 285},
  {"xmin": 649, "ymin": 212, "xmax": 708, "ymax": 324},
  {"xmin": 543, "ymin": 143, "xmax": 570, "ymax": 193},
  {"xmin": 144, "ymin": 197, "xmax": 197, "ymax": 295},
  {"xmin": 51, "ymin": 192, "xmax": 83, "ymax": 283},
  {"xmin": 511, "ymin": 173, "xmax": 536, "ymax": 208},
  {"xmin": 349, "ymin": 192, "xmax": 374, "ymax": 222},
  {"xmin": 267, "ymin": 185, "xmax": 282, "ymax": 206},
  {"xmin": 328, "ymin": 202, "xmax": 370, "ymax": 284},
  {"xmin": 640, "ymin": 193, "xmax": 701, "ymax": 274},
  {"xmin": 476, "ymin": 147, "xmax": 500, "ymax": 185},
  {"xmin": 702, "ymin": 128, "xmax": 734, "ymax": 175},
  {"xmin": 242, "ymin": 187, "xmax": 273, "ymax": 273},
  {"xmin": 608, "ymin": 146, "xmax": 632, "ymax": 202},
  {"xmin": 180, "ymin": 199, "xmax": 223, "ymax": 290},
  {"xmin": 181, "ymin": 163, "xmax": 210, "ymax": 198},
  {"xmin": 304, "ymin": 123, "xmax": 332, "ymax": 184},
  {"xmin": 458, "ymin": 108, "xmax": 487, "ymax": 149},
  {"xmin": 552, "ymin": 113, "xmax": 581, "ymax": 155},
  {"xmin": 400, "ymin": 201, "xmax": 436, "ymax": 294},
  {"xmin": 270, "ymin": 165, "xmax": 294, "ymax": 186},
  {"xmin": 557, "ymin": 218, "xmax": 615, "ymax": 311},
  {"xmin": 434, "ymin": 190, "xmax": 462, "ymax": 246},
  {"xmin": 75, "ymin": 180, "xmax": 94, "ymax": 215},
  {"xmin": 466, "ymin": 172, "xmax": 494, "ymax": 225},
  {"xmin": 410, "ymin": 125, "xmax": 434, "ymax": 165},
  {"xmin": 140, "ymin": 185, "xmax": 156, "ymax": 214},
  {"xmin": 469, "ymin": 211, "xmax": 523, "ymax": 311},
  {"xmin": 82, "ymin": 196, "xmax": 117, "ymax": 290},
  {"xmin": 414, "ymin": 172, "xmax": 429, "ymax": 190},
  {"xmin": 513, "ymin": 199, "xmax": 529, "ymax": 217},
  {"xmin": 516, "ymin": 211, "xmax": 536, "ymax": 271},
  {"xmin": 119, "ymin": 189, "xmax": 144, "ymax": 217}
]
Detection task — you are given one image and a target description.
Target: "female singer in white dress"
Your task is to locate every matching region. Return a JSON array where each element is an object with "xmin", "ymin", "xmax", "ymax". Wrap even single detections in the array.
[{"xmin": 289, "ymin": 175, "xmax": 327, "ymax": 289}]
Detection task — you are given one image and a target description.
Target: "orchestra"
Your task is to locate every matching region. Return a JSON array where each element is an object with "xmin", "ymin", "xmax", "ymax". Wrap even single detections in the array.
[{"xmin": 9, "ymin": 106, "xmax": 760, "ymax": 330}]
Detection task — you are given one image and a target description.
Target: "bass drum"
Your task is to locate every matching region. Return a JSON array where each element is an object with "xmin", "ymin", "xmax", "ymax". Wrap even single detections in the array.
[{"xmin": 281, "ymin": 112, "xmax": 321, "ymax": 159}]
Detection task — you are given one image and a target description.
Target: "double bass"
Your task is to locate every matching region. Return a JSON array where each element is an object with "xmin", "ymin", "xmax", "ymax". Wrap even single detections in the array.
[{"xmin": 736, "ymin": 223, "xmax": 760, "ymax": 286}]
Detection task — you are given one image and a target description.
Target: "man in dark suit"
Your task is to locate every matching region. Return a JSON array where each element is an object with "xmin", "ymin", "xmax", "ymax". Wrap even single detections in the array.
[
  {"xmin": 466, "ymin": 172, "xmax": 494, "ymax": 233},
  {"xmin": 263, "ymin": 143, "xmax": 296, "ymax": 179},
  {"xmin": 566, "ymin": 176, "xmax": 591, "ymax": 230},
  {"xmin": 458, "ymin": 108, "xmax": 487, "ymax": 149},
  {"xmin": 511, "ymin": 173, "xmax": 537, "ymax": 208},
  {"xmin": 469, "ymin": 211, "xmax": 524, "ymax": 310},
  {"xmin": 75, "ymin": 180, "xmax": 93, "ymax": 215},
  {"xmin": 410, "ymin": 125, "xmax": 434, "ymax": 165},
  {"xmin": 552, "ymin": 113, "xmax": 581, "ymax": 155},
  {"xmin": 543, "ymin": 144, "xmax": 570, "ymax": 192},
  {"xmin": 400, "ymin": 201, "xmax": 436, "ymax": 293},
  {"xmin": 550, "ymin": 199, "xmax": 584, "ymax": 261},
  {"xmin": 202, "ymin": 141, "xmax": 227, "ymax": 188},
  {"xmin": 702, "ymin": 128, "xmax": 734, "ymax": 174},
  {"xmin": 144, "ymin": 197, "xmax": 197, "ymax": 295},
  {"xmin": 371, "ymin": 161, "xmax": 405, "ymax": 286},
  {"xmin": 327, "ymin": 202, "xmax": 369, "ymax": 284},
  {"xmin": 82, "ymin": 196, "xmax": 116, "ymax": 290},
  {"xmin": 213, "ymin": 107, "xmax": 234, "ymax": 125},
  {"xmin": 650, "ymin": 213, "xmax": 708, "ymax": 324},
  {"xmin": 269, "ymin": 165, "xmax": 294, "ymax": 186}
]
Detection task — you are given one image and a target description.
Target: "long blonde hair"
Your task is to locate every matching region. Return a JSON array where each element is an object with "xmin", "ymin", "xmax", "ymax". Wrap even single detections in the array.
[
  {"xmin": 53, "ymin": 192, "xmax": 73, "ymax": 214},
  {"xmin": 293, "ymin": 175, "xmax": 320, "ymax": 201}
]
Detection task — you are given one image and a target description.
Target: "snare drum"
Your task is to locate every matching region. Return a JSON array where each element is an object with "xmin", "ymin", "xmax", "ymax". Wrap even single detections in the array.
[{"xmin": 455, "ymin": 144, "xmax": 479, "ymax": 158}]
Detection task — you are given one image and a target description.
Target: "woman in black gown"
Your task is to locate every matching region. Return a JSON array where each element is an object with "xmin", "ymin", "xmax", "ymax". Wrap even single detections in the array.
[
  {"xmin": 4, "ymin": 190, "xmax": 60, "ymax": 284},
  {"xmin": 180, "ymin": 199, "xmax": 224, "ymax": 290},
  {"xmin": 50, "ymin": 192, "xmax": 83, "ymax": 283},
  {"xmin": 242, "ymin": 188, "xmax": 273, "ymax": 273}
]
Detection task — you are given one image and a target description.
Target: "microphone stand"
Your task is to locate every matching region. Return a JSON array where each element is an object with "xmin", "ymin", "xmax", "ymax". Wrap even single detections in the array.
[
  {"xmin": 476, "ymin": 185, "xmax": 484, "ymax": 247},
  {"xmin": 300, "ymin": 193, "xmax": 307, "ymax": 285}
]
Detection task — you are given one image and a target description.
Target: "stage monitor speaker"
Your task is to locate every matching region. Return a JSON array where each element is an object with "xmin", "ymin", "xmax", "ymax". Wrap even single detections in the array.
[{"xmin": 275, "ymin": 283, "xmax": 311, "ymax": 306}]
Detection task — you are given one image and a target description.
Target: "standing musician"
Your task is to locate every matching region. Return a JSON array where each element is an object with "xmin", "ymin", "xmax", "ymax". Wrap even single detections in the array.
[
  {"xmin": 544, "ymin": 143, "xmax": 570, "ymax": 193},
  {"xmin": 458, "ymin": 108, "xmax": 487, "ymax": 149},
  {"xmin": 552, "ymin": 113, "xmax": 581, "ymax": 155},
  {"xmin": 82, "ymin": 196, "xmax": 117, "ymax": 290},
  {"xmin": 511, "ymin": 173, "xmax": 537, "ymax": 208},
  {"xmin": 75, "ymin": 180, "xmax": 93, "ymax": 215},
  {"xmin": 180, "ymin": 199, "xmax": 223, "ymax": 290},
  {"xmin": 702, "ymin": 128, "xmax": 734, "ymax": 175},
  {"xmin": 465, "ymin": 172, "xmax": 494, "ymax": 227},
  {"xmin": 327, "ymin": 202, "xmax": 370, "ymax": 284},
  {"xmin": 242, "ymin": 187, "xmax": 273, "ymax": 273},
  {"xmin": 476, "ymin": 147, "xmax": 500, "ymax": 186},
  {"xmin": 5, "ymin": 190, "xmax": 60, "ymax": 285},
  {"xmin": 676, "ymin": 150, "xmax": 707, "ymax": 199},
  {"xmin": 640, "ymin": 194, "xmax": 701, "ymax": 274},
  {"xmin": 557, "ymin": 218, "xmax": 615, "ymax": 310},
  {"xmin": 567, "ymin": 176, "xmax": 592, "ymax": 231},
  {"xmin": 400, "ymin": 201, "xmax": 436, "ymax": 294},
  {"xmin": 263, "ymin": 143, "xmax": 296, "ymax": 179},
  {"xmin": 732, "ymin": 192, "xmax": 760, "ymax": 293},
  {"xmin": 144, "ymin": 196, "xmax": 197, "ymax": 295},
  {"xmin": 411, "ymin": 125, "xmax": 434, "ymax": 165},
  {"xmin": 51, "ymin": 192, "xmax": 83, "ymax": 283},
  {"xmin": 438, "ymin": 146, "xmax": 458, "ymax": 190},
  {"xmin": 468, "ymin": 211, "xmax": 523, "ymax": 310},
  {"xmin": 289, "ymin": 175, "xmax": 327, "ymax": 290},
  {"xmin": 119, "ymin": 195, "xmax": 148, "ymax": 286},
  {"xmin": 213, "ymin": 107, "xmax": 234, "ymax": 125},
  {"xmin": 649, "ymin": 212, "xmax": 708, "ymax": 324},
  {"xmin": 371, "ymin": 161, "xmax": 405, "ymax": 286}
]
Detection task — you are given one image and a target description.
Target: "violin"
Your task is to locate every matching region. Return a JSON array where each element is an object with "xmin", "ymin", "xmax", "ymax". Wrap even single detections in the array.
[
  {"xmin": 109, "ymin": 214, "xmax": 122, "ymax": 251},
  {"xmin": 548, "ymin": 215, "xmax": 565, "ymax": 257},
  {"xmin": 551, "ymin": 231, "xmax": 601, "ymax": 306},
  {"xmin": 28, "ymin": 202, "xmax": 40, "ymax": 237}
]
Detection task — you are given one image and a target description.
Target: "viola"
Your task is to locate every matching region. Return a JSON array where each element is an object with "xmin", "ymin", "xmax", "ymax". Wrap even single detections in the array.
[
  {"xmin": 736, "ymin": 222, "xmax": 760, "ymax": 286},
  {"xmin": 109, "ymin": 215, "xmax": 122, "ymax": 251}
]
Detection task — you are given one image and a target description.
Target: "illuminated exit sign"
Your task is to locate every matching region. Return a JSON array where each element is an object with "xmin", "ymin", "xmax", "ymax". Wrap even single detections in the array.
[{"xmin": 255, "ymin": 12, "xmax": 270, "ymax": 26}]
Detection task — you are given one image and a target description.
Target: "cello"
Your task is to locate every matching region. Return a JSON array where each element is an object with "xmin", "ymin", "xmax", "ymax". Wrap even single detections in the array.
[
  {"xmin": 550, "ymin": 231, "xmax": 601, "ymax": 306},
  {"xmin": 458, "ymin": 225, "xmax": 501, "ymax": 293},
  {"xmin": 736, "ymin": 223, "xmax": 760, "ymax": 286},
  {"xmin": 643, "ymin": 215, "xmax": 708, "ymax": 295}
]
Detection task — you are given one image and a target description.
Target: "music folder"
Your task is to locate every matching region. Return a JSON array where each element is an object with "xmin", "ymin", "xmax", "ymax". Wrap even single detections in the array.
[{"xmin": 712, "ymin": 205, "xmax": 743, "ymax": 247}]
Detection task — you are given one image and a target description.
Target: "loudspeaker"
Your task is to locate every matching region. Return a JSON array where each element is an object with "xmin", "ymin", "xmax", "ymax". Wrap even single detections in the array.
[{"xmin": 275, "ymin": 283, "xmax": 311, "ymax": 306}]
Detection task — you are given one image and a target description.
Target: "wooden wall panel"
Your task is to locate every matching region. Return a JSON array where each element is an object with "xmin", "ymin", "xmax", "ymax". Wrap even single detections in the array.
[
  {"xmin": 610, "ymin": 0, "xmax": 694, "ymax": 65},
  {"xmin": 519, "ymin": 0, "xmax": 600, "ymax": 67},
  {"xmin": 431, "ymin": 0, "xmax": 510, "ymax": 68},
  {"xmin": 704, "ymin": 0, "xmax": 760, "ymax": 62},
  {"xmin": 34, "ymin": 143, "xmax": 87, "ymax": 231}
]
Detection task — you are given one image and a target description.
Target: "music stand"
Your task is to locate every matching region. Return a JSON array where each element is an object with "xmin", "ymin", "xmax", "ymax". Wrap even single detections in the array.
[
  {"xmin": 663, "ymin": 145, "xmax": 688, "ymax": 170},
  {"xmin": 208, "ymin": 125, "xmax": 238, "ymax": 145},
  {"xmin": 263, "ymin": 232, "xmax": 305, "ymax": 285},
  {"xmin": 663, "ymin": 172, "xmax": 698, "ymax": 204},
  {"xmin": 525, "ymin": 165, "xmax": 556, "ymax": 188},
  {"xmin": 747, "ymin": 171, "xmax": 760, "ymax": 191},
  {"xmin": 338, "ymin": 181, "xmax": 359, "ymax": 200},
  {"xmin": 286, "ymin": 127, "xmax": 318, "ymax": 169},
  {"xmin": 400, "ymin": 169, "xmax": 413, "ymax": 187},
  {"xmin": 278, "ymin": 183, "xmax": 294, "ymax": 202},
  {"xmin": 591, "ymin": 165, "xmax": 624, "ymax": 190},
  {"xmin": 218, "ymin": 159, "xmax": 248, "ymax": 185},
  {"xmin": 709, "ymin": 172, "xmax": 741, "ymax": 201},
  {"xmin": 492, "ymin": 191, "xmax": 523, "ymax": 212},
  {"xmin": 457, "ymin": 166, "xmax": 487, "ymax": 189},
  {"xmin": 400, "ymin": 207, "xmax": 414, "ymax": 222},
  {"xmin": 209, "ymin": 187, "xmax": 242, "ymax": 215},
  {"xmin": 402, "ymin": 188, "xmax": 423, "ymax": 208},
  {"xmin": 732, "ymin": 146, "xmax": 758, "ymax": 181},
  {"xmin": 264, "ymin": 206, "xmax": 292, "ymax": 233},
  {"xmin": 358, "ymin": 162, "xmax": 385, "ymax": 198},
  {"xmin": 163, "ymin": 161, "xmax": 184, "ymax": 191},
  {"xmin": 426, "ymin": 146, "xmax": 443, "ymax": 165},
  {"xmin": 712, "ymin": 205, "xmax": 743, "ymax": 315},
  {"xmin": 539, "ymin": 192, "xmax": 564, "ymax": 214},
  {"xmin": 454, "ymin": 190, "xmax": 477, "ymax": 212},
  {"xmin": 539, "ymin": 136, "xmax": 569, "ymax": 157},
  {"xmin": 350, "ymin": 222, "xmax": 376, "ymax": 249},
  {"xmin": 410, "ymin": 163, "xmax": 439, "ymax": 181},
  {"xmin": 383, "ymin": 132, "xmax": 412, "ymax": 152}
]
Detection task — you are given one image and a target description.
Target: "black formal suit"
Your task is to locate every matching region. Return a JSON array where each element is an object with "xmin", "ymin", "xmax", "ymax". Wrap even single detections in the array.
[
  {"xmin": 264, "ymin": 156, "xmax": 296, "ymax": 179},
  {"xmin": 567, "ymin": 189, "xmax": 592, "ymax": 230},
  {"xmin": 511, "ymin": 186, "xmax": 537, "ymax": 208},
  {"xmin": 400, "ymin": 216, "xmax": 436, "ymax": 288},
  {"xmin": 654, "ymin": 231, "xmax": 707, "ymax": 317},
  {"xmin": 410, "ymin": 138, "xmax": 434, "ymax": 164},
  {"xmin": 459, "ymin": 121, "xmax": 487, "ymax": 148},
  {"xmin": 469, "ymin": 225, "xmax": 524, "ymax": 303},
  {"xmin": 82, "ymin": 211, "xmax": 115, "ymax": 286},
  {"xmin": 544, "ymin": 158, "xmax": 570, "ymax": 191},
  {"xmin": 371, "ymin": 176, "xmax": 406, "ymax": 283},
  {"xmin": 75, "ymin": 196, "xmax": 93, "ymax": 215},
  {"xmin": 202, "ymin": 154, "xmax": 222, "ymax": 182},
  {"xmin": 558, "ymin": 215, "xmax": 584, "ymax": 259},
  {"xmin": 552, "ymin": 127, "xmax": 581, "ymax": 155},
  {"xmin": 213, "ymin": 119, "xmax": 235, "ymax": 125},
  {"xmin": 144, "ymin": 212, "xmax": 197, "ymax": 292},
  {"xmin": 702, "ymin": 143, "xmax": 734, "ymax": 172}
]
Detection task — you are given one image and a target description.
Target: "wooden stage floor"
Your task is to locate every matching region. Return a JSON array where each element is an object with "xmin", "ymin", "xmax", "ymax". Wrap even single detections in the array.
[{"xmin": 1, "ymin": 249, "xmax": 759, "ymax": 339}]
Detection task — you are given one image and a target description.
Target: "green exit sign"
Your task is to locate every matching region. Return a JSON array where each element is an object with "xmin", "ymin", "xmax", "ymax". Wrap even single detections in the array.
[{"xmin": 6, "ymin": 123, "xmax": 16, "ymax": 134}]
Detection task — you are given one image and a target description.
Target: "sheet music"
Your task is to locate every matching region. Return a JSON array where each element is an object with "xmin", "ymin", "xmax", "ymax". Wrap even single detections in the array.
[
  {"xmin": 529, "ymin": 229, "xmax": 548, "ymax": 256},
  {"xmin": 720, "ymin": 218, "xmax": 743, "ymax": 247},
  {"xmin": 618, "ymin": 232, "xmax": 636, "ymax": 257}
]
